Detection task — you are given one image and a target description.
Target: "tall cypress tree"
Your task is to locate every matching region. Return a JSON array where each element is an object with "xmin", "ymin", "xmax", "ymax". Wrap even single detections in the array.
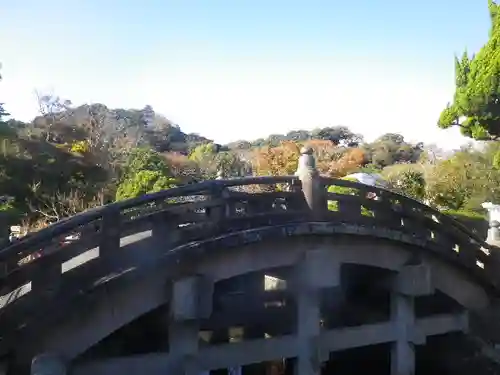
[{"xmin": 438, "ymin": 0, "xmax": 500, "ymax": 140}]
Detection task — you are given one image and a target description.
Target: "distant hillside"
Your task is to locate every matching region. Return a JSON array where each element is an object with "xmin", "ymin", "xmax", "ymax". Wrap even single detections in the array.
[{"xmin": 24, "ymin": 103, "xmax": 213, "ymax": 155}]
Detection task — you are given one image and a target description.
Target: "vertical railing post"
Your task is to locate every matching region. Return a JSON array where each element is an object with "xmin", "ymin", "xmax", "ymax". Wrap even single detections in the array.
[
  {"xmin": 207, "ymin": 174, "xmax": 229, "ymax": 221},
  {"xmin": 295, "ymin": 147, "xmax": 325, "ymax": 218},
  {"xmin": 99, "ymin": 206, "xmax": 121, "ymax": 261}
]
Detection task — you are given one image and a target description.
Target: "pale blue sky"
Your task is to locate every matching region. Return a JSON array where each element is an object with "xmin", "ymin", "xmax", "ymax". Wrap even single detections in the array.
[{"xmin": 0, "ymin": 0, "xmax": 492, "ymax": 148}]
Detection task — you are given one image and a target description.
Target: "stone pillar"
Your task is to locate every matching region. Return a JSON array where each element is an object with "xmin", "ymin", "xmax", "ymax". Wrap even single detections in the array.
[
  {"xmin": 294, "ymin": 263, "xmax": 321, "ymax": 375},
  {"xmin": 31, "ymin": 354, "xmax": 66, "ymax": 375},
  {"xmin": 169, "ymin": 276, "xmax": 213, "ymax": 375},
  {"xmin": 293, "ymin": 251, "xmax": 340, "ymax": 375},
  {"xmin": 390, "ymin": 264, "xmax": 433, "ymax": 375},
  {"xmin": 482, "ymin": 202, "xmax": 500, "ymax": 246},
  {"xmin": 295, "ymin": 147, "xmax": 325, "ymax": 218}
]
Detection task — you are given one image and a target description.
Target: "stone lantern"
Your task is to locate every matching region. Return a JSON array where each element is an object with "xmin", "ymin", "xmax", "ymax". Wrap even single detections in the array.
[{"xmin": 481, "ymin": 202, "xmax": 500, "ymax": 245}]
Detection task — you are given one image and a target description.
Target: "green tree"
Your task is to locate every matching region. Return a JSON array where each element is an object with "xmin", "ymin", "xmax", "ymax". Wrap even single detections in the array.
[
  {"xmin": 120, "ymin": 148, "xmax": 171, "ymax": 181},
  {"xmin": 362, "ymin": 133, "xmax": 423, "ymax": 167},
  {"xmin": 115, "ymin": 170, "xmax": 176, "ymax": 201},
  {"xmin": 438, "ymin": 0, "xmax": 500, "ymax": 140},
  {"xmin": 387, "ymin": 170, "xmax": 426, "ymax": 201},
  {"xmin": 188, "ymin": 142, "xmax": 219, "ymax": 178},
  {"xmin": 425, "ymin": 150, "xmax": 483, "ymax": 210},
  {"xmin": 188, "ymin": 142, "xmax": 218, "ymax": 163},
  {"xmin": 116, "ymin": 148, "xmax": 176, "ymax": 201},
  {"xmin": 327, "ymin": 176, "xmax": 373, "ymax": 216},
  {"xmin": 215, "ymin": 151, "xmax": 247, "ymax": 178}
]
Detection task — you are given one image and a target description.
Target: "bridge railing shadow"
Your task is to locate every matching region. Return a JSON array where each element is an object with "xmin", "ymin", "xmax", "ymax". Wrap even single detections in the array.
[{"xmin": 0, "ymin": 163, "xmax": 497, "ymax": 353}]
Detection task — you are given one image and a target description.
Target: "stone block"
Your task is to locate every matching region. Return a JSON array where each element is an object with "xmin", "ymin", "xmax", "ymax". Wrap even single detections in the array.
[
  {"xmin": 394, "ymin": 264, "xmax": 434, "ymax": 297},
  {"xmin": 302, "ymin": 249, "xmax": 341, "ymax": 289},
  {"xmin": 171, "ymin": 275, "xmax": 213, "ymax": 321}
]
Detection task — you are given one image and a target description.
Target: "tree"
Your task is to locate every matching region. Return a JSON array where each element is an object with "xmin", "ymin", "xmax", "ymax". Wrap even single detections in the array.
[
  {"xmin": 28, "ymin": 184, "xmax": 104, "ymax": 222},
  {"xmin": 188, "ymin": 143, "xmax": 220, "ymax": 178},
  {"xmin": 362, "ymin": 133, "xmax": 423, "ymax": 167},
  {"xmin": 438, "ymin": 0, "xmax": 500, "ymax": 140},
  {"xmin": 425, "ymin": 152, "xmax": 476, "ymax": 210},
  {"xmin": 0, "ymin": 64, "xmax": 7, "ymax": 122},
  {"xmin": 115, "ymin": 170, "xmax": 176, "ymax": 201},
  {"xmin": 116, "ymin": 148, "xmax": 176, "ymax": 201},
  {"xmin": 252, "ymin": 141, "xmax": 301, "ymax": 176},
  {"xmin": 162, "ymin": 152, "xmax": 201, "ymax": 183},
  {"xmin": 387, "ymin": 170, "xmax": 426, "ymax": 201},
  {"xmin": 311, "ymin": 126, "xmax": 362, "ymax": 146},
  {"xmin": 34, "ymin": 91, "xmax": 72, "ymax": 142},
  {"xmin": 215, "ymin": 152, "xmax": 247, "ymax": 178},
  {"xmin": 303, "ymin": 139, "xmax": 340, "ymax": 169},
  {"xmin": 120, "ymin": 148, "xmax": 171, "ymax": 182},
  {"xmin": 326, "ymin": 148, "xmax": 366, "ymax": 177},
  {"xmin": 227, "ymin": 140, "xmax": 252, "ymax": 150},
  {"xmin": 285, "ymin": 130, "xmax": 311, "ymax": 142}
]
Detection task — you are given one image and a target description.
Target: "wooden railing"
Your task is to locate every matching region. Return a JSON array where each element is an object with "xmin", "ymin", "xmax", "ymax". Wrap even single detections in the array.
[{"xmin": 0, "ymin": 174, "xmax": 497, "ymax": 349}]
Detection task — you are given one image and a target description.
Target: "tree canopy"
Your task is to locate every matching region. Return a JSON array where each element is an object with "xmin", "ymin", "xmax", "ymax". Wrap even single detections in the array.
[{"xmin": 438, "ymin": 0, "xmax": 500, "ymax": 140}]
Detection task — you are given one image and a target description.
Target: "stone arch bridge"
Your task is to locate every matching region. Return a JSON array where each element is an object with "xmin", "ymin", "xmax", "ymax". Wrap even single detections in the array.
[{"xmin": 1, "ymin": 153, "xmax": 500, "ymax": 375}]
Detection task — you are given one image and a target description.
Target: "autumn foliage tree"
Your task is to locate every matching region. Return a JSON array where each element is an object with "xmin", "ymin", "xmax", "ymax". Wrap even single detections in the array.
[
  {"xmin": 303, "ymin": 139, "xmax": 342, "ymax": 173},
  {"xmin": 252, "ymin": 141, "xmax": 301, "ymax": 176},
  {"xmin": 326, "ymin": 148, "xmax": 366, "ymax": 177}
]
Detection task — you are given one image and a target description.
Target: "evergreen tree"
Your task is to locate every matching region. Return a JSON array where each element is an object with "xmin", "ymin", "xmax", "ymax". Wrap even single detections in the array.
[{"xmin": 438, "ymin": 0, "xmax": 500, "ymax": 140}]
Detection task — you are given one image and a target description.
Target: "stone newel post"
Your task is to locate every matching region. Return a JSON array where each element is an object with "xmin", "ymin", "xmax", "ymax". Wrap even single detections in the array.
[
  {"xmin": 482, "ymin": 202, "xmax": 500, "ymax": 246},
  {"xmin": 295, "ymin": 147, "xmax": 325, "ymax": 218}
]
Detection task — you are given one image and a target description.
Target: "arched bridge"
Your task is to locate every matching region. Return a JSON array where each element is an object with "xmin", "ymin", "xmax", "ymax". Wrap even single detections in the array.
[{"xmin": 1, "ymin": 151, "xmax": 500, "ymax": 375}]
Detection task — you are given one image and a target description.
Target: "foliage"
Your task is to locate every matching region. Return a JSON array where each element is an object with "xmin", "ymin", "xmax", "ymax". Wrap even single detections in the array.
[
  {"xmin": 70, "ymin": 140, "xmax": 90, "ymax": 154},
  {"xmin": 215, "ymin": 151, "xmax": 248, "ymax": 178},
  {"xmin": 188, "ymin": 142, "xmax": 219, "ymax": 162},
  {"xmin": 252, "ymin": 141, "xmax": 301, "ymax": 176},
  {"xmin": 188, "ymin": 143, "xmax": 219, "ymax": 178},
  {"xmin": 325, "ymin": 148, "xmax": 366, "ymax": 177},
  {"xmin": 327, "ymin": 177, "xmax": 373, "ymax": 216},
  {"xmin": 424, "ymin": 146, "xmax": 500, "ymax": 211},
  {"xmin": 4, "ymin": 60, "xmax": 500, "ymax": 234},
  {"xmin": 120, "ymin": 148, "xmax": 171, "ymax": 182},
  {"xmin": 115, "ymin": 170, "xmax": 176, "ymax": 201},
  {"xmin": 425, "ymin": 156, "xmax": 473, "ymax": 210},
  {"xmin": 443, "ymin": 209, "xmax": 489, "ymax": 237},
  {"xmin": 438, "ymin": 1, "xmax": 500, "ymax": 140},
  {"xmin": 443, "ymin": 209, "xmax": 487, "ymax": 220},
  {"xmin": 386, "ymin": 169, "xmax": 426, "ymax": 201},
  {"xmin": 327, "ymin": 176, "xmax": 359, "ymax": 196},
  {"xmin": 116, "ymin": 148, "xmax": 176, "ymax": 200},
  {"xmin": 357, "ymin": 164, "xmax": 383, "ymax": 174},
  {"xmin": 162, "ymin": 152, "xmax": 201, "ymax": 183},
  {"xmin": 362, "ymin": 133, "xmax": 423, "ymax": 167}
]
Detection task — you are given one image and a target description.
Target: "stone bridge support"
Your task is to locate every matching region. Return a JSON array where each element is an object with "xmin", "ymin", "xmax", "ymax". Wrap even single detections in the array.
[
  {"xmin": 390, "ymin": 264, "xmax": 434, "ymax": 375},
  {"xmin": 60, "ymin": 243, "xmax": 470, "ymax": 375}
]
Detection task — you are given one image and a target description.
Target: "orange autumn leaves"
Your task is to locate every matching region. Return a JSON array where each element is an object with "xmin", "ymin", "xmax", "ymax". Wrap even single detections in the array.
[
  {"xmin": 251, "ymin": 140, "xmax": 366, "ymax": 178},
  {"xmin": 252, "ymin": 141, "xmax": 301, "ymax": 176}
]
